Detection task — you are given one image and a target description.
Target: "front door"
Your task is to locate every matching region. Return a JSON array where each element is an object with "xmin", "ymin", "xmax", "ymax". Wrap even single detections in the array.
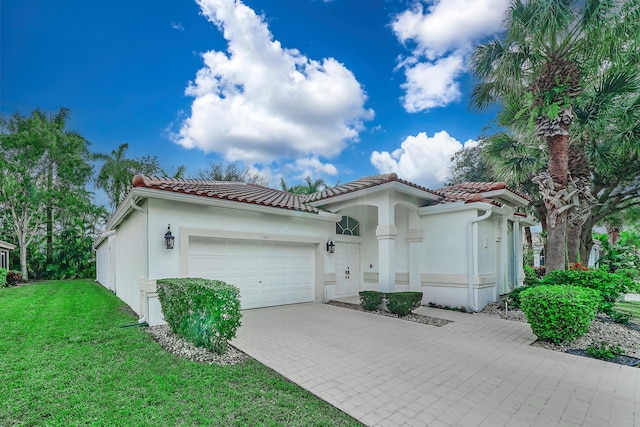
[{"xmin": 335, "ymin": 242, "xmax": 360, "ymax": 296}]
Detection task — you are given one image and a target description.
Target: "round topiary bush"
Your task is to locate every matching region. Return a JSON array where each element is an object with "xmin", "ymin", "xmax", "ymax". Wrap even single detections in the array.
[
  {"xmin": 359, "ymin": 290, "xmax": 384, "ymax": 310},
  {"xmin": 520, "ymin": 285, "xmax": 600, "ymax": 343},
  {"xmin": 385, "ymin": 292, "xmax": 423, "ymax": 317}
]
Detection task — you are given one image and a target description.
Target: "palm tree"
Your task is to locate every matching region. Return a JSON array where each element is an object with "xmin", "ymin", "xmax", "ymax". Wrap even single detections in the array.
[
  {"xmin": 94, "ymin": 144, "xmax": 143, "ymax": 211},
  {"xmin": 30, "ymin": 108, "xmax": 92, "ymax": 264},
  {"xmin": 281, "ymin": 176, "xmax": 328, "ymax": 195},
  {"xmin": 471, "ymin": 0, "xmax": 640, "ymax": 271}
]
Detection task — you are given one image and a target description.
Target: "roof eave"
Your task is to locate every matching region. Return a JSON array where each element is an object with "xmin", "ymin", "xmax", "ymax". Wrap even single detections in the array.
[
  {"xmin": 481, "ymin": 189, "xmax": 529, "ymax": 206},
  {"xmin": 307, "ymin": 180, "xmax": 441, "ymax": 207},
  {"xmin": 105, "ymin": 187, "xmax": 339, "ymax": 232}
]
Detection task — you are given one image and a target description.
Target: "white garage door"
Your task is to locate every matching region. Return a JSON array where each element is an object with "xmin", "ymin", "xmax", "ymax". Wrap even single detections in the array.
[{"xmin": 188, "ymin": 237, "xmax": 315, "ymax": 309}]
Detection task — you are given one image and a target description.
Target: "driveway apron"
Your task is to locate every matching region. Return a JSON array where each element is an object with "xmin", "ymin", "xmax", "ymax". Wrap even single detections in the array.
[{"xmin": 232, "ymin": 303, "xmax": 640, "ymax": 427}]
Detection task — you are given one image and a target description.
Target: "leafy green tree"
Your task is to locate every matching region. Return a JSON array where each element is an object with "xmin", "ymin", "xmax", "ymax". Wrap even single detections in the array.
[
  {"xmin": 0, "ymin": 108, "xmax": 94, "ymax": 279},
  {"xmin": 198, "ymin": 162, "xmax": 268, "ymax": 186},
  {"xmin": 445, "ymin": 141, "xmax": 495, "ymax": 186},
  {"xmin": 471, "ymin": 0, "xmax": 640, "ymax": 271}
]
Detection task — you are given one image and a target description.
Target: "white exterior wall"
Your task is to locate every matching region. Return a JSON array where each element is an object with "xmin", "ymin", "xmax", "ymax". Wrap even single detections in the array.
[
  {"xmin": 419, "ymin": 208, "xmax": 514, "ymax": 310},
  {"xmin": 419, "ymin": 209, "xmax": 473, "ymax": 307},
  {"xmin": 95, "ymin": 240, "xmax": 110, "ymax": 288},
  {"xmin": 143, "ymin": 198, "xmax": 334, "ymax": 325},
  {"xmin": 114, "ymin": 207, "xmax": 147, "ymax": 319}
]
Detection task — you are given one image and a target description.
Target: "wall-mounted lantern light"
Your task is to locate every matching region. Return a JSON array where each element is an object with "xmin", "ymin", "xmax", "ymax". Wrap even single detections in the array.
[
  {"xmin": 326, "ymin": 237, "xmax": 335, "ymax": 254},
  {"xmin": 164, "ymin": 224, "xmax": 175, "ymax": 250}
]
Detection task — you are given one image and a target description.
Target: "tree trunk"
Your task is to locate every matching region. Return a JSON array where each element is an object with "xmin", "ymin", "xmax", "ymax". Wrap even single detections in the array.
[
  {"xmin": 524, "ymin": 226, "xmax": 534, "ymax": 267},
  {"xmin": 579, "ymin": 217, "xmax": 596, "ymax": 266},
  {"xmin": 566, "ymin": 222, "xmax": 582, "ymax": 264},
  {"xmin": 18, "ymin": 237, "xmax": 28, "ymax": 281},
  {"xmin": 46, "ymin": 163, "xmax": 53, "ymax": 265},
  {"xmin": 544, "ymin": 132, "xmax": 570, "ymax": 271},
  {"xmin": 545, "ymin": 210, "xmax": 568, "ymax": 271}
]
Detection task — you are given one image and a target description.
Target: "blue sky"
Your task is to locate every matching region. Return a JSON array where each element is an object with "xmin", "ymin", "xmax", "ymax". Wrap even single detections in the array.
[{"xmin": 2, "ymin": 0, "xmax": 508, "ymax": 202}]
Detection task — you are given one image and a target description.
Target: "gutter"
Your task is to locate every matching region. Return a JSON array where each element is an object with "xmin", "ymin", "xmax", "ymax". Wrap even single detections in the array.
[{"xmin": 467, "ymin": 209, "xmax": 493, "ymax": 312}]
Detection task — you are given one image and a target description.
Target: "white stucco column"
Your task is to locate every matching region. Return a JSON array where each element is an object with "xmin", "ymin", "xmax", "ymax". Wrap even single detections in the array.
[
  {"xmin": 377, "ymin": 224, "xmax": 397, "ymax": 292},
  {"xmin": 407, "ymin": 228, "xmax": 423, "ymax": 291},
  {"xmin": 514, "ymin": 219, "xmax": 524, "ymax": 287}
]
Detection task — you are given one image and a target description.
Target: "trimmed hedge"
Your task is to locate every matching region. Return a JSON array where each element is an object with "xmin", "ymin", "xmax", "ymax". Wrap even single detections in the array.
[
  {"xmin": 385, "ymin": 292, "xmax": 423, "ymax": 317},
  {"xmin": 540, "ymin": 269, "xmax": 633, "ymax": 314},
  {"xmin": 0, "ymin": 269, "xmax": 7, "ymax": 288},
  {"xmin": 520, "ymin": 285, "xmax": 600, "ymax": 343},
  {"xmin": 359, "ymin": 290, "xmax": 384, "ymax": 311},
  {"xmin": 156, "ymin": 278, "xmax": 242, "ymax": 354}
]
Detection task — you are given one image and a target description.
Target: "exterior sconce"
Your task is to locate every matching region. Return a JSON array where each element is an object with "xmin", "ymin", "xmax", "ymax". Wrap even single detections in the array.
[
  {"xmin": 164, "ymin": 224, "xmax": 175, "ymax": 250},
  {"xmin": 326, "ymin": 237, "xmax": 335, "ymax": 254}
]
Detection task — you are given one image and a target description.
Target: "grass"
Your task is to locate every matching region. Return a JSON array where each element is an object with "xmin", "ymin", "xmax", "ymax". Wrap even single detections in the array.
[
  {"xmin": 615, "ymin": 301, "xmax": 640, "ymax": 323},
  {"xmin": 0, "ymin": 280, "xmax": 361, "ymax": 426}
]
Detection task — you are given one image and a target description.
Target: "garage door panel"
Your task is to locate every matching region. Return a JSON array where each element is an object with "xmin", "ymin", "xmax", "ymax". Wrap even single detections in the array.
[{"xmin": 188, "ymin": 237, "xmax": 314, "ymax": 309}]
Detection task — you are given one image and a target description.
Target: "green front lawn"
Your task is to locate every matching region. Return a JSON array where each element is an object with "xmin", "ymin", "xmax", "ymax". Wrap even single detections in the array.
[
  {"xmin": 0, "ymin": 280, "xmax": 360, "ymax": 426},
  {"xmin": 615, "ymin": 300, "xmax": 640, "ymax": 324}
]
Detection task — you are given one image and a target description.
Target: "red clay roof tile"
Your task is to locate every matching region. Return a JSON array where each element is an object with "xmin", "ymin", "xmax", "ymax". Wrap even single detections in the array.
[
  {"xmin": 132, "ymin": 175, "xmax": 320, "ymax": 214},
  {"xmin": 128, "ymin": 175, "xmax": 528, "ymax": 213}
]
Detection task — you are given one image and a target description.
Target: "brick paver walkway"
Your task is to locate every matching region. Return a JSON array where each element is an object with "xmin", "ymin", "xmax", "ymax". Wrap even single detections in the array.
[{"xmin": 232, "ymin": 303, "xmax": 640, "ymax": 426}]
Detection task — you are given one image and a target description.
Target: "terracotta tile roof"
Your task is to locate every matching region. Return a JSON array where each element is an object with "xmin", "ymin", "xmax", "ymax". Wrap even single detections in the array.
[
  {"xmin": 435, "ymin": 182, "xmax": 529, "ymax": 206},
  {"xmin": 128, "ymin": 175, "xmax": 527, "ymax": 214},
  {"xmin": 304, "ymin": 173, "xmax": 444, "ymax": 203},
  {"xmin": 131, "ymin": 175, "xmax": 320, "ymax": 214}
]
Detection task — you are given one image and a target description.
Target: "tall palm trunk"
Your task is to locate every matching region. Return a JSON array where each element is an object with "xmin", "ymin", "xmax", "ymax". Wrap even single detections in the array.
[
  {"xmin": 566, "ymin": 142, "xmax": 595, "ymax": 264},
  {"xmin": 46, "ymin": 162, "xmax": 53, "ymax": 265},
  {"xmin": 524, "ymin": 226, "xmax": 534, "ymax": 267},
  {"xmin": 539, "ymin": 130, "xmax": 571, "ymax": 271}
]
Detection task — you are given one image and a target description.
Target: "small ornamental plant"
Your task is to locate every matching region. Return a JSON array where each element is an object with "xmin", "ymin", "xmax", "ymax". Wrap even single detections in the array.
[
  {"xmin": 359, "ymin": 290, "xmax": 383, "ymax": 311},
  {"xmin": 520, "ymin": 285, "xmax": 600, "ymax": 343},
  {"xmin": 385, "ymin": 292, "xmax": 423, "ymax": 317},
  {"xmin": 157, "ymin": 278, "xmax": 242, "ymax": 355},
  {"xmin": 585, "ymin": 342, "xmax": 623, "ymax": 360}
]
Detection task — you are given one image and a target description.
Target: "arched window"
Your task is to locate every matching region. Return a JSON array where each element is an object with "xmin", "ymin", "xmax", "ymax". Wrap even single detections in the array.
[{"xmin": 336, "ymin": 216, "xmax": 360, "ymax": 236}]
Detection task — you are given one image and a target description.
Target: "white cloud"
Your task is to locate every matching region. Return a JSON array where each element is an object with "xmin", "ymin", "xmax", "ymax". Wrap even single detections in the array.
[
  {"xmin": 392, "ymin": 0, "xmax": 510, "ymax": 112},
  {"xmin": 171, "ymin": 22, "xmax": 185, "ymax": 31},
  {"xmin": 370, "ymin": 130, "xmax": 477, "ymax": 188},
  {"xmin": 293, "ymin": 157, "xmax": 338, "ymax": 178},
  {"xmin": 173, "ymin": 0, "xmax": 373, "ymax": 164}
]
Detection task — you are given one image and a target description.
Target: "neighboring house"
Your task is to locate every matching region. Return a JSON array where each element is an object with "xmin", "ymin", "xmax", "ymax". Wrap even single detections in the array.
[
  {"xmin": 0, "ymin": 240, "xmax": 16, "ymax": 270},
  {"xmin": 531, "ymin": 233, "xmax": 601, "ymax": 268},
  {"xmin": 94, "ymin": 174, "xmax": 535, "ymax": 326}
]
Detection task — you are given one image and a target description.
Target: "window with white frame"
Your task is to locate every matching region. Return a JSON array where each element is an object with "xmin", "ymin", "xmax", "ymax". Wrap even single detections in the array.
[{"xmin": 336, "ymin": 216, "xmax": 360, "ymax": 236}]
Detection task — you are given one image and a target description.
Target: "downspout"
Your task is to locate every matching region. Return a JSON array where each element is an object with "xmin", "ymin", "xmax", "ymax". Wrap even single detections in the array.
[
  {"xmin": 130, "ymin": 198, "xmax": 147, "ymax": 323},
  {"xmin": 467, "ymin": 208, "xmax": 493, "ymax": 312}
]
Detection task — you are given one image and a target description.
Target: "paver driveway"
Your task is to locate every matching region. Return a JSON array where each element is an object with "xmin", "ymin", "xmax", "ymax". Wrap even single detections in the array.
[{"xmin": 232, "ymin": 303, "xmax": 640, "ymax": 427}]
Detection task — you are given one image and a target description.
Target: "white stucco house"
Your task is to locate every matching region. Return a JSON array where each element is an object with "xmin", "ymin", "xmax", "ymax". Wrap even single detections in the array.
[
  {"xmin": 0, "ymin": 240, "xmax": 16, "ymax": 270},
  {"xmin": 94, "ymin": 173, "xmax": 535, "ymax": 326}
]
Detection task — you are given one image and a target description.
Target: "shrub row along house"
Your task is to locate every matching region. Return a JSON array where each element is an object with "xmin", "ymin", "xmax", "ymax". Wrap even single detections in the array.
[{"xmin": 94, "ymin": 174, "xmax": 535, "ymax": 325}]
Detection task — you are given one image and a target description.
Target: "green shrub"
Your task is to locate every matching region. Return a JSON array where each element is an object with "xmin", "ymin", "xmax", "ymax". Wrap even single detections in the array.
[
  {"xmin": 156, "ymin": 278, "xmax": 242, "ymax": 354},
  {"xmin": 385, "ymin": 292, "xmax": 423, "ymax": 317},
  {"xmin": 523, "ymin": 265, "xmax": 540, "ymax": 287},
  {"xmin": 540, "ymin": 269, "xmax": 633, "ymax": 314},
  {"xmin": 359, "ymin": 290, "xmax": 383, "ymax": 311},
  {"xmin": 0, "ymin": 268, "xmax": 7, "ymax": 288},
  {"xmin": 508, "ymin": 285, "xmax": 536, "ymax": 308},
  {"xmin": 611, "ymin": 311, "xmax": 630, "ymax": 324},
  {"xmin": 585, "ymin": 342, "xmax": 622, "ymax": 360},
  {"xmin": 520, "ymin": 285, "xmax": 600, "ymax": 343}
]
